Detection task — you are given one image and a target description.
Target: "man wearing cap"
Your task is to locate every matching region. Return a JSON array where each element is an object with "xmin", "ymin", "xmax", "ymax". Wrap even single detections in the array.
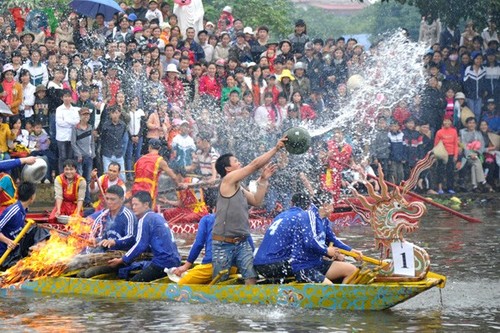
[
  {"xmin": 132, "ymin": 138, "xmax": 179, "ymax": 210},
  {"xmin": 71, "ymin": 107, "xmax": 96, "ymax": 206},
  {"xmin": 288, "ymin": 19, "xmax": 309, "ymax": 58},
  {"xmin": 482, "ymin": 99, "xmax": 500, "ymax": 133}
]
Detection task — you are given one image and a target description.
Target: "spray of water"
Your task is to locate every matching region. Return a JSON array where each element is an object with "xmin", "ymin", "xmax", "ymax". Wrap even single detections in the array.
[{"xmin": 308, "ymin": 30, "xmax": 428, "ymax": 152}]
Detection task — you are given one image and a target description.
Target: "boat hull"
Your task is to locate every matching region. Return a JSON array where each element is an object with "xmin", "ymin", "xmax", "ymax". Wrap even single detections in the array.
[{"xmin": 3, "ymin": 276, "xmax": 443, "ymax": 310}]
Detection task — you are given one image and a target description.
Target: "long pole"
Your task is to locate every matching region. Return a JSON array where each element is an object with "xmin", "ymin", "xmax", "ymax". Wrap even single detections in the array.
[
  {"xmin": 0, "ymin": 218, "xmax": 35, "ymax": 266},
  {"xmin": 332, "ymin": 158, "xmax": 482, "ymax": 223}
]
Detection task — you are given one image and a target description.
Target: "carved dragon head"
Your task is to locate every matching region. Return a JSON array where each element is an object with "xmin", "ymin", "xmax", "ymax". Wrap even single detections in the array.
[{"xmin": 349, "ymin": 152, "xmax": 435, "ymax": 258}]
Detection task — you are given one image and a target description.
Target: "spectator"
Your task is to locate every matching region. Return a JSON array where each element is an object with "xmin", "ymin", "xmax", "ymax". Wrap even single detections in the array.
[
  {"xmin": 99, "ymin": 106, "xmax": 127, "ymax": 179},
  {"xmin": 55, "ymin": 89, "xmax": 80, "ymax": 172},
  {"xmin": 434, "ymin": 118, "xmax": 459, "ymax": 194},
  {"xmin": 463, "ymin": 53, "xmax": 488, "ymax": 121}
]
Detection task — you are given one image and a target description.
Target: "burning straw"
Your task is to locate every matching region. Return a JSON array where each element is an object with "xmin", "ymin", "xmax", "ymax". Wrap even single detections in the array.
[{"xmin": 0, "ymin": 216, "xmax": 93, "ymax": 287}]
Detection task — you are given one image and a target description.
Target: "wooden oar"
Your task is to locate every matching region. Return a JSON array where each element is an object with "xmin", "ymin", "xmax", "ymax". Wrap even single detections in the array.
[
  {"xmin": 331, "ymin": 158, "xmax": 482, "ymax": 223},
  {"xmin": 338, "ymin": 249, "xmax": 389, "ymax": 267},
  {"xmin": 0, "ymin": 218, "xmax": 35, "ymax": 266}
]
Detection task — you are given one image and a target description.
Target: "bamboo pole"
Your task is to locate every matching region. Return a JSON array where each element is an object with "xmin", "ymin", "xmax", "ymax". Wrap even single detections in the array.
[{"xmin": 0, "ymin": 218, "xmax": 35, "ymax": 266}]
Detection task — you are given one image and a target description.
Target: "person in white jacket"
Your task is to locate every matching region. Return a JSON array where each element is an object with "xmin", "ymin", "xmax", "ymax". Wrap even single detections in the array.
[{"xmin": 55, "ymin": 90, "xmax": 80, "ymax": 172}]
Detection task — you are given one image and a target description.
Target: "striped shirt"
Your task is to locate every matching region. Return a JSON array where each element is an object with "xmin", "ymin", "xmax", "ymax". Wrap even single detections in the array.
[
  {"xmin": 90, "ymin": 206, "xmax": 136, "ymax": 251},
  {"xmin": 0, "ymin": 201, "xmax": 26, "ymax": 256}
]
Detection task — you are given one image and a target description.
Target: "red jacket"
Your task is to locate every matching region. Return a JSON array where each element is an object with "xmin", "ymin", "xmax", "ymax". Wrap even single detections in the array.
[
  {"xmin": 199, "ymin": 75, "xmax": 221, "ymax": 100},
  {"xmin": 434, "ymin": 127, "xmax": 459, "ymax": 158}
]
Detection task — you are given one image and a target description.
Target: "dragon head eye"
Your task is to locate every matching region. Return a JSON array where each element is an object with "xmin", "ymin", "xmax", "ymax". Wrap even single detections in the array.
[{"xmin": 393, "ymin": 201, "xmax": 402, "ymax": 209}]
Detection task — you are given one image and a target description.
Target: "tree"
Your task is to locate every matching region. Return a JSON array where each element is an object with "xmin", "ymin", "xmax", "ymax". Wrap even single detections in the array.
[
  {"xmin": 203, "ymin": 0, "xmax": 295, "ymax": 38},
  {"xmin": 373, "ymin": 0, "xmax": 500, "ymax": 28}
]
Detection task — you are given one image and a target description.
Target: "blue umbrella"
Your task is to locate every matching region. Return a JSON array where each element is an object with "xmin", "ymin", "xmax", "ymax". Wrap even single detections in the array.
[{"xmin": 69, "ymin": 0, "xmax": 124, "ymax": 21}]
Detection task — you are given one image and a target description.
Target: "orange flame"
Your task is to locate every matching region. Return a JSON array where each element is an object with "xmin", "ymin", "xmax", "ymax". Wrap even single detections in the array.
[{"xmin": 0, "ymin": 217, "xmax": 93, "ymax": 287}]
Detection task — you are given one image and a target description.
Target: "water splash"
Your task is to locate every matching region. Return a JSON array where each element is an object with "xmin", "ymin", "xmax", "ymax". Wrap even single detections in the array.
[{"xmin": 308, "ymin": 30, "xmax": 428, "ymax": 147}]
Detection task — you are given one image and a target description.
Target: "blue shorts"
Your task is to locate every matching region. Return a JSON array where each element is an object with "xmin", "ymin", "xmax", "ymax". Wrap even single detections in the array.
[
  {"xmin": 295, "ymin": 259, "xmax": 333, "ymax": 283},
  {"xmin": 212, "ymin": 239, "xmax": 257, "ymax": 281}
]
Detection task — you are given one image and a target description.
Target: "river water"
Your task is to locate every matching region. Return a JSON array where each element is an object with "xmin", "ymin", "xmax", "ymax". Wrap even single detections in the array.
[{"xmin": 1, "ymin": 198, "xmax": 499, "ymax": 332}]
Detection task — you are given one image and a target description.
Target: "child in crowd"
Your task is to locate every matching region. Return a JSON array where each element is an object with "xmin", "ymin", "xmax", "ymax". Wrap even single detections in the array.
[
  {"xmin": 370, "ymin": 116, "xmax": 391, "ymax": 176},
  {"xmin": 402, "ymin": 117, "xmax": 424, "ymax": 178},
  {"xmin": 388, "ymin": 119, "xmax": 405, "ymax": 184},
  {"xmin": 434, "ymin": 118, "xmax": 459, "ymax": 194}
]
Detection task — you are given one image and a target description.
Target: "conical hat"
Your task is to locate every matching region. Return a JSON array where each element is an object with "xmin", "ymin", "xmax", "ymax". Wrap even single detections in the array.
[
  {"xmin": 460, "ymin": 107, "xmax": 475, "ymax": 127},
  {"xmin": 432, "ymin": 140, "xmax": 449, "ymax": 163}
]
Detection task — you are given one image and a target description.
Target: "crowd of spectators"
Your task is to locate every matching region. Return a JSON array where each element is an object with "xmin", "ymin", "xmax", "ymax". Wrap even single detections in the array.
[{"xmin": 0, "ymin": 1, "xmax": 498, "ymax": 212}]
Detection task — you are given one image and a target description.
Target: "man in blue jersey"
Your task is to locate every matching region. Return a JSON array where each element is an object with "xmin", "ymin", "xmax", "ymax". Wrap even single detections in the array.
[
  {"xmin": 78, "ymin": 185, "xmax": 136, "ymax": 278},
  {"xmin": 291, "ymin": 202, "xmax": 363, "ymax": 284},
  {"xmin": 108, "ymin": 191, "xmax": 181, "ymax": 282},
  {"xmin": 0, "ymin": 156, "xmax": 37, "ymax": 172},
  {"xmin": 0, "ymin": 182, "xmax": 49, "ymax": 268},
  {"xmin": 253, "ymin": 192, "xmax": 310, "ymax": 281}
]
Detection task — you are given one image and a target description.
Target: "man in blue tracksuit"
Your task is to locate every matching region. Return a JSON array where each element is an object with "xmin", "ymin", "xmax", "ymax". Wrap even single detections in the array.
[
  {"xmin": 253, "ymin": 193, "xmax": 310, "ymax": 280},
  {"xmin": 108, "ymin": 191, "xmax": 181, "ymax": 282},
  {"xmin": 78, "ymin": 185, "xmax": 137, "ymax": 278},
  {"xmin": 291, "ymin": 202, "xmax": 363, "ymax": 284}
]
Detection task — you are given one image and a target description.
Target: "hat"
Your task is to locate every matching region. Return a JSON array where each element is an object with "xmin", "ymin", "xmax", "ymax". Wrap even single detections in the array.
[
  {"xmin": 304, "ymin": 42, "xmax": 313, "ymax": 50},
  {"xmin": 165, "ymin": 63, "xmax": 179, "ymax": 73},
  {"xmin": 293, "ymin": 62, "xmax": 306, "ymax": 71},
  {"xmin": 148, "ymin": 138, "xmax": 162, "ymax": 149},
  {"xmin": 295, "ymin": 19, "xmax": 306, "ymax": 27},
  {"xmin": 487, "ymin": 98, "xmax": 496, "ymax": 104},
  {"xmin": 243, "ymin": 27, "xmax": 254, "ymax": 35},
  {"xmin": 2, "ymin": 63, "xmax": 14, "ymax": 73},
  {"xmin": 79, "ymin": 107, "xmax": 90, "ymax": 115},
  {"xmin": 127, "ymin": 13, "xmax": 137, "ymax": 21},
  {"xmin": 205, "ymin": 21, "xmax": 215, "ymax": 28},
  {"xmin": 279, "ymin": 39, "xmax": 292, "ymax": 49},
  {"xmin": 236, "ymin": 31, "xmax": 246, "ymax": 38},
  {"xmin": 160, "ymin": 22, "xmax": 171, "ymax": 30},
  {"xmin": 215, "ymin": 58, "xmax": 226, "ymax": 66},
  {"xmin": 353, "ymin": 43, "xmax": 364, "ymax": 49},
  {"xmin": 222, "ymin": 6, "xmax": 232, "ymax": 13},
  {"xmin": 455, "ymin": 92, "xmax": 466, "ymax": 99},
  {"xmin": 485, "ymin": 48, "xmax": 497, "ymax": 56},
  {"xmin": 133, "ymin": 26, "xmax": 143, "ymax": 34},
  {"xmin": 179, "ymin": 120, "xmax": 189, "ymax": 126},
  {"xmin": 20, "ymin": 31, "xmax": 35, "ymax": 41},
  {"xmin": 35, "ymin": 84, "xmax": 47, "ymax": 93},
  {"xmin": 280, "ymin": 69, "xmax": 295, "ymax": 81},
  {"xmin": 471, "ymin": 51, "xmax": 482, "ymax": 60},
  {"xmin": 268, "ymin": 74, "xmax": 276, "ymax": 80}
]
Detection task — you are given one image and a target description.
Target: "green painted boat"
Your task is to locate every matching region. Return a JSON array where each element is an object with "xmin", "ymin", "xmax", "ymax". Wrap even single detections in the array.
[{"xmin": 3, "ymin": 272, "xmax": 446, "ymax": 310}]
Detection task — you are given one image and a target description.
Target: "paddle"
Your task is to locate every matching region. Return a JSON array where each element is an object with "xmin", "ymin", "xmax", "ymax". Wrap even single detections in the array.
[
  {"xmin": 0, "ymin": 218, "xmax": 35, "ymax": 267},
  {"xmin": 331, "ymin": 158, "xmax": 482, "ymax": 223},
  {"xmin": 338, "ymin": 248, "xmax": 388, "ymax": 267}
]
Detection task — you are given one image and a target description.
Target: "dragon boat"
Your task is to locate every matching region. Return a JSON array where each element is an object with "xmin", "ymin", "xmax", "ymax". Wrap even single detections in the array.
[
  {"xmin": 1, "ymin": 153, "xmax": 446, "ymax": 310},
  {"xmin": 2, "ymin": 270, "xmax": 445, "ymax": 310}
]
